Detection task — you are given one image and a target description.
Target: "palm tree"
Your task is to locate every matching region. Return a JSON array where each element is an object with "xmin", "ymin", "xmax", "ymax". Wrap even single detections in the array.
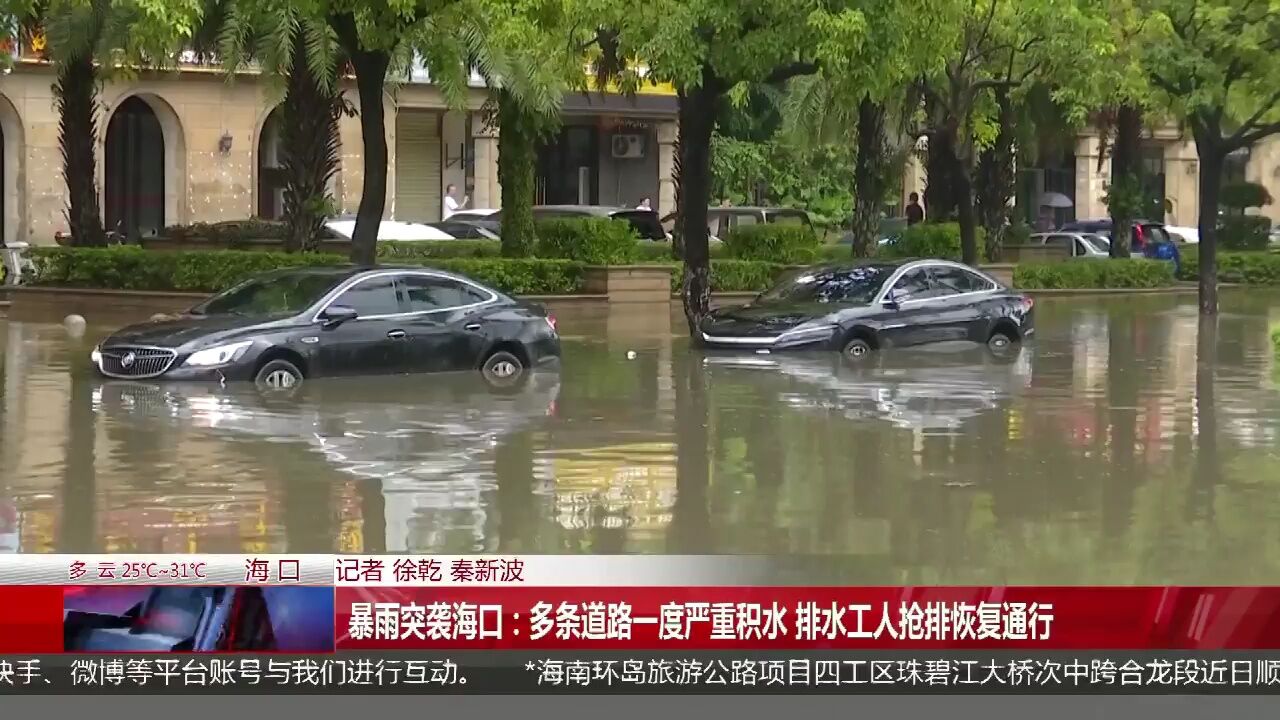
[
  {"xmin": 216, "ymin": 2, "xmax": 351, "ymax": 252},
  {"xmin": 43, "ymin": 0, "xmax": 111, "ymax": 246},
  {"xmin": 780, "ymin": 74, "xmax": 914, "ymax": 257}
]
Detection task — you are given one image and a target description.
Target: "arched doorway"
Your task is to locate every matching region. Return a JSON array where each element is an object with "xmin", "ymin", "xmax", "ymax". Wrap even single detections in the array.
[
  {"xmin": 257, "ymin": 108, "xmax": 285, "ymax": 219},
  {"xmin": 0, "ymin": 92, "xmax": 24, "ymax": 247},
  {"xmin": 104, "ymin": 97, "xmax": 165, "ymax": 239}
]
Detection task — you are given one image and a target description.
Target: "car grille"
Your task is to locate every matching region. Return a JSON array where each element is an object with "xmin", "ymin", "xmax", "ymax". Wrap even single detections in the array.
[{"xmin": 98, "ymin": 346, "xmax": 177, "ymax": 378}]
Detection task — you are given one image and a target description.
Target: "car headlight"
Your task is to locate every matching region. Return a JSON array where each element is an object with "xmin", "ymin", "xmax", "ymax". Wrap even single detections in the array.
[
  {"xmin": 90, "ymin": 346, "xmax": 101, "ymax": 364},
  {"xmin": 184, "ymin": 340, "xmax": 254, "ymax": 367}
]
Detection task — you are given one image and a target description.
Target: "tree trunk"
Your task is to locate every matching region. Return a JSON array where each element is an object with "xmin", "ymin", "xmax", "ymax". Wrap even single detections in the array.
[
  {"xmin": 1196, "ymin": 145, "xmax": 1222, "ymax": 315},
  {"xmin": 56, "ymin": 54, "xmax": 106, "ymax": 247},
  {"xmin": 497, "ymin": 90, "xmax": 538, "ymax": 257},
  {"xmin": 850, "ymin": 95, "xmax": 888, "ymax": 258},
  {"xmin": 280, "ymin": 31, "xmax": 343, "ymax": 253},
  {"xmin": 342, "ymin": 48, "xmax": 390, "ymax": 266},
  {"xmin": 954, "ymin": 153, "xmax": 978, "ymax": 265},
  {"xmin": 676, "ymin": 84, "xmax": 719, "ymax": 337},
  {"xmin": 923, "ymin": 99, "xmax": 959, "ymax": 222},
  {"xmin": 1108, "ymin": 103, "xmax": 1143, "ymax": 258},
  {"xmin": 975, "ymin": 88, "xmax": 1015, "ymax": 262}
]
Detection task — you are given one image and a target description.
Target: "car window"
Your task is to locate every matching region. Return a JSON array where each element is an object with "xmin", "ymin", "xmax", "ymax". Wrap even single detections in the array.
[
  {"xmin": 1046, "ymin": 234, "xmax": 1074, "ymax": 252},
  {"xmin": 767, "ymin": 212, "xmax": 808, "ymax": 226},
  {"xmin": 734, "ymin": 213, "xmax": 760, "ymax": 227},
  {"xmin": 891, "ymin": 269, "xmax": 933, "ymax": 299},
  {"xmin": 930, "ymin": 267, "xmax": 992, "ymax": 293},
  {"xmin": 398, "ymin": 275, "xmax": 490, "ymax": 312},
  {"xmin": 1143, "ymin": 225, "xmax": 1170, "ymax": 244},
  {"xmin": 332, "ymin": 276, "xmax": 401, "ymax": 317},
  {"xmin": 610, "ymin": 210, "xmax": 667, "ymax": 240},
  {"xmin": 194, "ymin": 271, "xmax": 345, "ymax": 317},
  {"xmin": 758, "ymin": 265, "xmax": 892, "ymax": 305}
]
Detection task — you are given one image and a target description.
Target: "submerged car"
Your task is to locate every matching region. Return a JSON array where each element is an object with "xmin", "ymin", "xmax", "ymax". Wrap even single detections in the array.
[
  {"xmin": 699, "ymin": 259, "xmax": 1034, "ymax": 359},
  {"xmin": 91, "ymin": 266, "xmax": 560, "ymax": 389}
]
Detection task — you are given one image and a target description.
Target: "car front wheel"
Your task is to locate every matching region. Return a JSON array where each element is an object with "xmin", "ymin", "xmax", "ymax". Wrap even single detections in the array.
[
  {"xmin": 481, "ymin": 350, "xmax": 526, "ymax": 387},
  {"xmin": 841, "ymin": 337, "xmax": 874, "ymax": 360},
  {"xmin": 987, "ymin": 331, "xmax": 1016, "ymax": 352},
  {"xmin": 255, "ymin": 359, "xmax": 304, "ymax": 392}
]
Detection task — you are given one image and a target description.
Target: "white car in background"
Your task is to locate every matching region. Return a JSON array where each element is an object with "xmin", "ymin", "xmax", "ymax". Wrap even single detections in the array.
[
  {"xmin": 324, "ymin": 217, "xmax": 455, "ymax": 242},
  {"xmin": 1030, "ymin": 232, "xmax": 1112, "ymax": 258},
  {"xmin": 1165, "ymin": 226, "xmax": 1200, "ymax": 244},
  {"xmin": 447, "ymin": 209, "xmax": 500, "ymax": 222}
]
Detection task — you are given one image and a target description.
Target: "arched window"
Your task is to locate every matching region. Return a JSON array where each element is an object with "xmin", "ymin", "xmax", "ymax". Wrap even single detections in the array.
[
  {"xmin": 104, "ymin": 97, "xmax": 165, "ymax": 239},
  {"xmin": 257, "ymin": 108, "xmax": 285, "ymax": 220}
]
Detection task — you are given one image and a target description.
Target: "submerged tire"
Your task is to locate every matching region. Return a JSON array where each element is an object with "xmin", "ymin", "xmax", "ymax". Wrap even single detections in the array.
[
  {"xmin": 255, "ymin": 359, "xmax": 304, "ymax": 392},
  {"xmin": 481, "ymin": 350, "xmax": 526, "ymax": 388},
  {"xmin": 987, "ymin": 330, "xmax": 1016, "ymax": 353},
  {"xmin": 841, "ymin": 337, "xmax": 874, "ymax": 361}
]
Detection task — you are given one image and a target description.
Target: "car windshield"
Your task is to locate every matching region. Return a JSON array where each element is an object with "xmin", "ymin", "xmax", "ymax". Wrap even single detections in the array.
[
  {"xmin": 192, "ymin": 271, "xmax": 345, "ymax": 317},
  {"xmin": 758, "ymin": 265, "xmax": 892, "ymax": 305},
  {"xmin": 1084, "ymin": 233, "xmax": 1111, "ymax": 251},
  {"xmin": 611, "ymin": 210, "xmax": 667, "ymax": 240}
]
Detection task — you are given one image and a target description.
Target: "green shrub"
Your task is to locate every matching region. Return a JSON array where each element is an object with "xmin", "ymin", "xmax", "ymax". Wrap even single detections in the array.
[
  {"xmin": 1014, "ymin": 259, "xmax": 1174, "ymax": 289},
  {"xmin": 880, "ymin": 222, "xmax": 986, "ymax": 261},
  {"xmin": 721, "ymin": 224, "xmax": 821, "ymax": 264},
  {"xmin": 669, "ymin": 260, "xmax": 786, "ymax": 294},
  {"xmin": 534, "ymin": 217, "xmax": 638, "ymax": 264},
  {"xmin": 1218, "ymin": 216, "xmax": 1272, "ymax": 251},
  {"xmin": 27, "ymin": 246, "xmax": 586, "ymax": 295},
  {"xmin": 160, "ymin": 219, "xmax": 288, "ymax": 245},
  {"xmin": 634, "ymin": 241, "xmax": 678, "ymax": 262},
  {"xmin": 377, "ymin": 240, "xmax": 503, "ymax": 259},
  {"xmin": 1220, "ymin": 181, "xmax": 1272, "ymax": 210},
  {"xmin": 1179, "ymin": 251, "xmax": 1280, "ymax": 284},
  {"xmin": 1272, "ymin": 325, "xmax": 1280, "ymax": 358}
]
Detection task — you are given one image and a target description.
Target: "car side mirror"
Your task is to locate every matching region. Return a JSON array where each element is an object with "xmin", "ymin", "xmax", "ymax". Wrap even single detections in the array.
[
  {"xmin": 883, "ymin": 288, "xmax": 903, "ymax": 310},
  {"xmin": 319, "ymin": 305, "xmax": 358, "ymax": 327}
]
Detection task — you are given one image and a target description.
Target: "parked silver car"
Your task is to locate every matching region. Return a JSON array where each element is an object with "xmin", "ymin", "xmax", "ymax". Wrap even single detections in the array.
[{"xmin": 1030, "ymin": 232, "xmax": 1113, "ymax": 259}]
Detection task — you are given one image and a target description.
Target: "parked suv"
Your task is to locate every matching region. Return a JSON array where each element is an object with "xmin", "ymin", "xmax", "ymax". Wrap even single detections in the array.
[
  {"xmin": 661, "ymin": 206, "xmax": 813, "ymax": 241},
  {"xmin": 1059, "ymin": 219, "xmax": 1171, "ymax": 254},
  {"xmin": 492, "ymin": 205, "xmax": 668, "ymax": 241}
]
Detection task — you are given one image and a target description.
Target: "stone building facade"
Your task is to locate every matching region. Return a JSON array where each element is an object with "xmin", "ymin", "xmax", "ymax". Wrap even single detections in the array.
[{"xmin": 0, "ymin": 58, "xmax": 678, "ymax": 246}]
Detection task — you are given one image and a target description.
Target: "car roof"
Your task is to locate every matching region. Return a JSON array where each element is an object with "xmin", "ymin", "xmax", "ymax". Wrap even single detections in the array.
[{"xmin": 533, "ymin": 204, "xmax": 639, "ymax": 215}]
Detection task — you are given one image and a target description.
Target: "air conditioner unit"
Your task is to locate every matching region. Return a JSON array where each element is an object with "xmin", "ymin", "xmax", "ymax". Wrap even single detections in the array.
[{"xmin": 611, "ymin": 134, "xmax": 646, "ymax": 159}]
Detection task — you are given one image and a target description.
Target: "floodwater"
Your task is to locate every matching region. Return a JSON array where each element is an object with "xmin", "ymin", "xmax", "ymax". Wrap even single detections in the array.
[{"xmin": 2, "ymin": 292, "xmax": 1280, "ymax": 584}]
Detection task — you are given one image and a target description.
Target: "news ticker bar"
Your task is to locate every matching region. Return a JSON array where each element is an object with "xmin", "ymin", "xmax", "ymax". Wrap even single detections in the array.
[
  {"xmin": 0, "ymin": 555, "xmax": 769, "ymax": 586},
  {"xmin": 3, "ymin": 653, "xmax": 1280, "ymax": 694}
]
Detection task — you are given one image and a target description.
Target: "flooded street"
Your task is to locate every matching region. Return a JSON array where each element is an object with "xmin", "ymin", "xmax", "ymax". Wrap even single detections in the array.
[{"xmin": 3, "ymin": 292, "xmax": 1280, "ymax": 584}]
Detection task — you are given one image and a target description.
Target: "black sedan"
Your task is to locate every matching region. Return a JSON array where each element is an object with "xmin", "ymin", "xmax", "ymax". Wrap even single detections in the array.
[
  {"xmin": 699, "ymin": 259, "xmax": 1034, "ymax": 359},
  {"xmin": 91, "ymin": 266, "xmax": 560, "ymax": 389}
]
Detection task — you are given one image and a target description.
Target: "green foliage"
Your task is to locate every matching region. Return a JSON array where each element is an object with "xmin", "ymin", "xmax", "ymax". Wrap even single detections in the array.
[
  {"xmin": 1220, "ymin": 182, "xmax": 1273, "ymax": 210},
  {"xmin": 1004, "ymin": 223, "xmax": 1033, "ymax": 246},
  {"xmin": 1272, "ymin": 325, "xmax": 1280, "ymax": 359},
  {"xmin": 26, "ymin": 246, "xmax": 588, "ymax": 295},
  {"xmin": 710, "ymin": 133, "xmax": 854, "ymax": 228},
  {"xmin": 1218, "ymin": 216, "xmax": 1272, "ymax": 252},
  {"xmin": 670, "ymin": 260, "xmax": 787, "ymax": 294},
  {"xmin": 1179, "ymin": 252, "xmax": 1280, "ymax": 285},
  {"xmin": 1014, "ymin": 259, "xmax": 1175, "ymax": 289},
  {"xmin": 721, "ymin": 224, "xmax": 821, "ymax": 264},
  {"xmin": 881, "ymin": 222, "xmax": 986, "ymax": 262},
  {"xmin": 376, "ymin": 240, "xmax": 504, "ymax": 259},
  {"xmin": 534, "ymin": 217, "xmax": 639, "ymax": 265},
  {"xmin": 160, "ymin": 220, "xmax": 289, "ymax": 245}
]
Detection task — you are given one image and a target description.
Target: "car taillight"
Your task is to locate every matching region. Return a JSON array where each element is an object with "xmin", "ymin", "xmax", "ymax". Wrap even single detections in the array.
[
  {"xmin": 1021, "ymin": 296, "xmax": 1035, "ymax": 310},
  {"xmin": 545, "ymin": 314, "xmax": 557, "ymax": 332}
]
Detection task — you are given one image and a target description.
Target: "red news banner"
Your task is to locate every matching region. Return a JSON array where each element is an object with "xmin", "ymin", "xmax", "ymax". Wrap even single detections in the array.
[{"xmin": 2, "ymin": 555, "xmax": 1280, "ymax": 653}]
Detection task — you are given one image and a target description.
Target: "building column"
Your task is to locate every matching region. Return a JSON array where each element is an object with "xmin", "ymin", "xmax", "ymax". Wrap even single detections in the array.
[
  {"xmin": 472, "ymin": 112, "xmax": 500, "ymax": 210},
  {"xmin": 1163, "ymin": 138, "xmax": 1200, "ymax": 226},
  {"xmin": 656, "ymin": 121, "xmax": 677, "ymax": 216},
  {"xmin": 440, "ymin": 110, "xmax": 467, "ymax": 211},
  {"xmin": 1074, "ymin": 134, "xmax": 1110, "ymax": 221}
]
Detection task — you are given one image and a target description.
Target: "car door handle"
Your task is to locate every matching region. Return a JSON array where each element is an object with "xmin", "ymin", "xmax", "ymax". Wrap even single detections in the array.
[
  {"xmin": 464, "ymin": 323, "xmax": 482, "ymax": 331},
  {"xmin": 387, "ymin": 330, "xmax": 406, "ymax": 340}
]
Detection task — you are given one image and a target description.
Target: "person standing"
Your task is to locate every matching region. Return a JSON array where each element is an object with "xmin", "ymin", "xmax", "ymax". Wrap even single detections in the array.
[
  {"xmin": 636, "ymin": 197, "xmax": 652, "ymax": 210},
  {"xmin": 905, "ymin": 192, "xmax": 924, "ymax": 226},
  {"xmin": 443, "ymin": 184, "xmax": 468, "ymax": 219}
]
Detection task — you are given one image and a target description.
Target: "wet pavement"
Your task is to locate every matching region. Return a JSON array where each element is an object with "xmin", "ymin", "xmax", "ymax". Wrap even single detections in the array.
[{"xmin": 2, "ymin": 292, "xmax": 1280, "ymax": 584}]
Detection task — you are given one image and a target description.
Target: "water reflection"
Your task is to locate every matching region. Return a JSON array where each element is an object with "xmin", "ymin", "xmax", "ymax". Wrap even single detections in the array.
[{"xmin": 3, "ymin": 292, "xmax": 1280, "ymax": 582}]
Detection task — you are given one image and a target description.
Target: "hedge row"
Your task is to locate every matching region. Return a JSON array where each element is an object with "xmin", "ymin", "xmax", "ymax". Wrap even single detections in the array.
[
  {"xmin": 24, "ymin": 246, "xmax": 787, "ymax": 296},
  {"xmin": 27, "ymin": 246, "xmax": 587, "ymax": 296},
  {"xmin": 1014, "ymin": 259, "xmax": 1175, "ymax": 289},
  {"xmin": 1177, "ymin": 251, "xmax": 1280, "ymax": 285}
]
